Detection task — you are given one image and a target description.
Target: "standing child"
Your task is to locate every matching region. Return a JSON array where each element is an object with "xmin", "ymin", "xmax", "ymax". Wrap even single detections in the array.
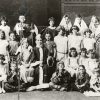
[
  {"xmin": 68, "ymin": 25, "xmax": 83, "ymax": 53},
  {"xmin": 0, "ymin": 54, "xmax": 7, "ymax": 93},
  {"xmin": 82, "ymin": 29, "xmax": 96, "ymax": 52},
  {"xmin": 0, "ymin": 30, "xmax": 9, "ymax": 63},
  {"xmin": 75, "ymin": 65, "xmax": 90, "ymax": 93},
  {"xmin": 0, "ymin": 16, "xmax": 10, "ymax": 40},
  {"xmin": 43, "ymin": 17, "xmax": 57, "ymax": 41},
  {"xmin": 8, "ymin": 31, "xmax": 19, "ymax": 57},
  {"xmin": 44, "ymin": 32, "xmax": 57, "ymax": 80},
  {"xmin": 54, "ymin": 26, "xmax": 68, "ymax": 61},
  {"xmin": 50, "ymin": 61, "xmax": 71, "ymax": 91}
]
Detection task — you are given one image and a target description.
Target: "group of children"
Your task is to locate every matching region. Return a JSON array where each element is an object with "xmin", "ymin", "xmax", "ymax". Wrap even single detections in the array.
[{"xmin": 0, "ymin": 14, "xmax": 100, "ymax": 95}]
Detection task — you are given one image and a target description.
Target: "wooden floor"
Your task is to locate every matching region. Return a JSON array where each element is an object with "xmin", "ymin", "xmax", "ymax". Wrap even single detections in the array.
[{"xmin": 0, "ymin": 91, "xmax": 100, "ymax": 100}]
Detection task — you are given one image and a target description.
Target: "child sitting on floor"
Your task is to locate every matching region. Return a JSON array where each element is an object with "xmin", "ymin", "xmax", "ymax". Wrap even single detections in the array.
[
  {"xmin": 49, "ymin": 61, "xmax": 71, "ymax": 91},
  {"xmin": 4, "ymin": 62, "xmax": 18, "ymax": 92},
  {"xmin": 75, "ymin": 65, "xmax": 90, "ymax": 93},
  {"xmin": 90, "ymin": 67, "xmax": 100, "ymax": 92}
]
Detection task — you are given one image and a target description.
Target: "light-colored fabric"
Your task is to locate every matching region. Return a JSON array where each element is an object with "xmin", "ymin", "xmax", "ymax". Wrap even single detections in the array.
[
  {"xmin": 74, "ymin": 18, "xmax": 88, "ymax": 35},
  {"xmin": 59, "ymin": 16, "xmax": 72, "ymax": 31},
  {"xmin": 0, "ymin": 25, "xmax": 10, "ymax": 40},
  {"xmin": 82, "ymin": 38, "xmax": 96, "ymax": 51},
  {"xmin": 54, "ymin": 35, "xmax": 68, "ymax": 61},
  {"xmin": 0, "ymin": 40, "xmax": 9, "ymax": 55},
  {"xmin": 68, "ymin": 35, "xmax": 83, "ymax": 52},
  {"xmin": 39, "ymin": 47, "xmax": 43, "ymax": 85}
]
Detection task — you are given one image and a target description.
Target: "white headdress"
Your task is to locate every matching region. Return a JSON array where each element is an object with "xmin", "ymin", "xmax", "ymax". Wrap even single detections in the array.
[{"xmin": 59, "ymin": 15, "xmax": 72, "ymax": 31}]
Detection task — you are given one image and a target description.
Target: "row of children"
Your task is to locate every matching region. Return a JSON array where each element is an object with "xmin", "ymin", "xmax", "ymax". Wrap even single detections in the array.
[{"xmin": 0, "ymin": 14, "xmax": 100, "ymax": 94}]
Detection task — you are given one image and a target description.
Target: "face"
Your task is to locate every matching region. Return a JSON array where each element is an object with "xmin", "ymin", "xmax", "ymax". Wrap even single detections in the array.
[
  {"xmin": 88, "ymin": 52, "xmax": 95, "ymax": 58},
  {"xmin": 58, "ymin": 63, "xmax": 64, "ymax": 71},
  {"xmin": 86, "ymin": 32, "xmax": 91, "ymax": 38},
  {"xmin": 0, "ymin": 31, "xmax": 5, "ymax": 39},
  {"xmin": 76, "ymin": 17, "xmax": 81, "ymax": 24},
  {"xmin": 79, "ymin": 66, "xmax": 85, "ymax": 74},
  {"xmin": 81, "ymin": 51, "xmax": 86, "ymax": 57},
  {"xmin": 71, "ymin": 50, "xmax": 76, "ymax": 57},
  {"xmin": 36, "ymin": 36, "xmax": 42, "ymax": 47},
  {"xmin": 1, "ymin": 20, "xmax": 6, "ymax": 26},
  {"xmin": 19, "ymin": 16, "xmax": 25, "ymax": 23},
  {"xmin": 10, "ymin": 33, "xmax": 15, "ymax": 41},
  {"xmin": 45, "ymin": 34, "xmax": 51, "ymax": 41},
  {"xmin": 49, "ymin": 20, "xmax": 54, "ymax": 27},
  {"xmin": 23, "ymin": 42, "xmax": 29, "ymax": 48},
  {"xmin": 92, "ymin": 16, "xmax": 98, "ymax": 23},
  {"xmin": 11, "ymin": 63, "xmax": 16, "ymax": 71},
  {"xmin": 72, "ymin": 29, "xmax": 78, "ymax": 35},
  {"xmin": 65, "ymin": 17, "xmax": 69, "ymax": 23}
]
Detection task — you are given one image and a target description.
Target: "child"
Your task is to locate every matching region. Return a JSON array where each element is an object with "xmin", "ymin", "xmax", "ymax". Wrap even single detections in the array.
[
  {"xmin": 89, "ymin": 15, "xmax": 100, "ymax": 37},
  {"xmin": 67, "ymin": 48, "xmax": 79, "ymax": 77},
  {"xmin": 0, "ymin": 16, "xmax": 10, "ymax": 40},
  {"xmin": 0, "ymin": 30, "xmax": 9, "ymax": 63},
  {"xmin": 16, "ymin": 38, "xmax": 34, "ymax": 84},
  {"xmin": 43, "ymin": 17, "xmax": 57, "ymax": 41},
  {"xmin": 0, "ymin": 54, "xmax": 7, "ymax": 93},
  {"xmin": 82, "ymin": 29, "xmax": 96, "ymax": 52},
  {"xmin": 4, "ymin": 62, "xmax": 18, "ymax": 92},
  {"xmin": 79, "ymin": 48, "xmax": 88, "ymax": 72},
  {"xmin": 68, "ymin": 25, "xmax": 83, "ymax": 53},
  {"xmin": 75, "ymin": 65, "xmax": 90, "ymax": 93},
  {"xmin": 54, "ymin": 26, "xmax": 68, "ymax": 61},
  {"xmin": 8, "ymin": 31, "xmax": 19, "ymax": 56},
  {"xmin": 44, "ymin": 32, "xmax": 57, "ymax": 80},
  {"xmin": 59, "ymin": 14, "xmax": 72, "ymax": 36},
  {"xmin": 87, "ymin": 49, "xmax": 99, "ymax": 76},
  {"xmin": 50, "ymin": 61, "xmax": 71, "ymax": 91},
  {"xmin": 90, "ymin": 67, "xmax": 100, "ymax": 92},
  {"xmin": 74, "ymin": 14, "xmax": 88, "ymax": 36}
]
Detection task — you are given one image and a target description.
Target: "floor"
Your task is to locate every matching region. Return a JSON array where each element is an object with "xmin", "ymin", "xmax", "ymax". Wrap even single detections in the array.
[{"xmin": 0, "ymin": 91, "xmax": 100, "ymax": 100}]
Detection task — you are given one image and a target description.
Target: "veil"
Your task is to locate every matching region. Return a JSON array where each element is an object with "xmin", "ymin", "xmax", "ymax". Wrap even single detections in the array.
[
  {"xmin": 59, "ymin": 15, "xmax": 72, "ymax": 31},
  {"xmin": 74, "ymin": 17, "xmax": 88, "ymax": 35}
]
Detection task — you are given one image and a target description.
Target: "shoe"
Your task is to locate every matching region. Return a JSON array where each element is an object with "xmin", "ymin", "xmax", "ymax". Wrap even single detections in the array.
[{"xmin": 2, "ymin": 88, "xmax": 6, "ymax": 93}]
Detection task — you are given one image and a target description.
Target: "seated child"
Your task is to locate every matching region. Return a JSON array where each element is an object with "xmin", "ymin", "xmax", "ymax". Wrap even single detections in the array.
[
  {"xmin": 49, "ymin": 61, "xmax": 71, "ymax": 91},
  {"xmin": 75, "ymin": 65, "xmax": 90, "ymax": 93},
  {"xmin": 16, "ymin": 38, "xmax": 34, "ymax": 84},
  {"xmin": 0, "ymin": 54, "xmax": 7, "ymax": 93},
  {"xmin": 79, "ymin": 48, "xmax": 88, "ymax": 71},
  {"xmin": 87, "ymin": 49, "xmax": 99, "ymax": 76},
  {"xmin": 90, "ymin": 67, "xmax": 100, "ymax": 92},
  {"xmin": 4, "ymin": 62, "xmax": 18, "ymax": 92},
  {"xmin": 67, "ymin": 47, "xmax": 79, "ymax": 77}
]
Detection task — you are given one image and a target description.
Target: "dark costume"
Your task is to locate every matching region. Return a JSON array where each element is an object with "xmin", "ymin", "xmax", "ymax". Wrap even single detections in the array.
[
  {"xmin": 50, "ymin": 69, "xmax": 71, "ymax": 91},
  {"xmin": 31, "ymin": 46, "xmax": 49, "ymax": 85}
]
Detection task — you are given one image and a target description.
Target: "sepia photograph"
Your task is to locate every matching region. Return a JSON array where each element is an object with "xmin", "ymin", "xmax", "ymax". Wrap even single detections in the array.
[{"xmin": 0, "ymin": 0, "xmax": 100, "ymax": 100}]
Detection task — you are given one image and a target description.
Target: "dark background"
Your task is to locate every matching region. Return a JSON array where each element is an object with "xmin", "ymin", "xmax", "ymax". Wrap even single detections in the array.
[{"xmin": 0, "ymin": 0, "xmax": 100, "ymax": 30}]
